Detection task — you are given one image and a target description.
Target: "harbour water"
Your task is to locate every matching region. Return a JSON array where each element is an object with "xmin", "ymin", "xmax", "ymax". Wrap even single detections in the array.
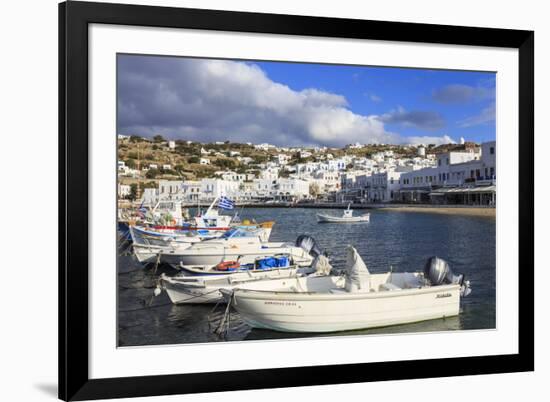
[{"xmin": 118, "ymin": 207, "xmax": 496, "ymax": 347}]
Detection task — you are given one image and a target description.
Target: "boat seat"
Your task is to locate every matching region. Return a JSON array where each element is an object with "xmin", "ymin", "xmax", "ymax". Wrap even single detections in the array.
[{"xmin": 379, "ymin": 283, "xmax": 401, "ymax": 291}]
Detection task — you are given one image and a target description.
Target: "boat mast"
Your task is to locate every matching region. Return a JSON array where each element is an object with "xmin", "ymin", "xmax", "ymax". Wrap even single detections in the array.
[{"xmin": 204, "ymin": 196, "xmax": 219, "ymax": 216}]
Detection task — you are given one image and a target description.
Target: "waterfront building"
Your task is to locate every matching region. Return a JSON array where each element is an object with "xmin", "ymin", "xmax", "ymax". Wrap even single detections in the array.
[
  {"xmin": 142, "ymin": 188, "xmax": 159, "ymax": 205},
  {"xmin": 311, "ymin": 170, "xmax": 341, "ymax": 193},
  {"xmin": 200, "ymin": 179, "xmax": 240, "ymax": 201},
  {"xmin": 396, "ymin": 141, "xmax": 495, "ymax": 205}
]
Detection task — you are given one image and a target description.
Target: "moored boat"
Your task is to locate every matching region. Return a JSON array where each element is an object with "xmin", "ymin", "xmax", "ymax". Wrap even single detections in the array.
[
  {"xmin": 156, "ymin": 262, "xmax": 323, "ymax": 304},
  {"xmin": 317, "ymin": 203, "xmax": 370, "ymax": 223},
  {"xmin": 131, "ymin": 222, "xmax": 275, "ymax": 266},
  {"xmin": 222, "ymin": 247, "xmax": 471, "ymax": 333},
  {"xmin": 168, "ymin": 230, "xmax": 315, "ymax": 269}
]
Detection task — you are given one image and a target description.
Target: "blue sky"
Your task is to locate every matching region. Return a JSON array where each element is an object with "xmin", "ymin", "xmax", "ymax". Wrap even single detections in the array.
[
  {"xmin": 117, "ymin": 54, "xmax": 495, "ymax": 146},
  {"xmin": 255, "ymin": 61, "xmax": 496, "ymax": 143}
]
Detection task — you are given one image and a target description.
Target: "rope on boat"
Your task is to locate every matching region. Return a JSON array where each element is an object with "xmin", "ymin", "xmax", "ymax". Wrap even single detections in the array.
[
  {"xmin": 152, "ymin": 252, "xmax": 162, "ymax": 275},
  {"xmin": 207, "ymin": 291, "xmax": 234, "ymax": 338},
  {"xmin": 214, "ymin": 298, "xmax": 233, "ymax": 337}
]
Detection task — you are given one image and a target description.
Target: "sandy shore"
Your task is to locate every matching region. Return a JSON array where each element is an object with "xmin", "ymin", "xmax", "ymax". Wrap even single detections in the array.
[{"xmin": 380, "ymin": 206, "xmax": 495, "ymax": 218}]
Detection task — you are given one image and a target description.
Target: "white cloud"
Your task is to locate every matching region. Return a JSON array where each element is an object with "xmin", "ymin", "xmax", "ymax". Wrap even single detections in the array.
[
  {"xmin": 118, "ymin": 56, "xmax": 452, "ymax": 147},
  {"xmin": 458, "ymin": 103, "xmax": 496, "ymax": 127}
]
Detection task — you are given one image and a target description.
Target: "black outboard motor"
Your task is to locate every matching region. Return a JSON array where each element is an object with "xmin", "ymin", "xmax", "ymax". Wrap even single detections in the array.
[
  {"xmin": 295, "ymin": 235, "xmax": 323, "ymax": 258},
  {"xmin": 424, "ymin": 256, "xmax": 464, "ymax": 286}
]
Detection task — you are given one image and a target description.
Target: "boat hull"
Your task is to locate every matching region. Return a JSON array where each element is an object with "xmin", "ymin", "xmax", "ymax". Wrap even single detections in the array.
[
  {"xmin": 231, "ymin": 284, "xmax": 460, "ymax": 333},
  {"xmin": 316, "ymin": 213, "xmax": 370, "ymax": 223},
  {"xmin": 172, "ymin": 246, "xmax": 313, "ymax": 268},
  {"xmin": 161, "ymin": 268, "xmax": 314, "ymax": 304}
]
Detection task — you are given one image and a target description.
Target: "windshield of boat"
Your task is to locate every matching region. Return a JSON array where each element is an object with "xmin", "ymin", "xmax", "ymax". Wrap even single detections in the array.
[{"xmin": 219, "ymin": 228, "xmax": 258, "ymax": 239}]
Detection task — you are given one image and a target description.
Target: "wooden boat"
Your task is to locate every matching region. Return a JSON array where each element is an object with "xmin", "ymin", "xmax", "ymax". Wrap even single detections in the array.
[
  {"xmin": 317, "ymin": 204, "xmax": 370, "ymax": 223},
  {"xmin": 222, "ymin": 247, "xmax": 471, "ymax": 333}
]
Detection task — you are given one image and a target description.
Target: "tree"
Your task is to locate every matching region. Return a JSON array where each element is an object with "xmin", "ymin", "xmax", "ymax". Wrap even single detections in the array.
[
  {"xmin": 309, "ymin": 182, "xmax": 321, "ymax": 198},
  {"xmin": 129, "ymin": 135, "xmax": 142, "ymax": 143},
  {"xmin": 129, "ymin": 183, "xmax": 138, "ymax": 201},
  {"xmin": 146, "ymin": 168, "xmax": 159, "ymax": 179},
  {"xmin": 153, "ymin": 134, "xmax": 165, "ymax": 143},
  {"xmin": 142, "ymin": 181, "xmax": 157, "ymax": 189},
  {"xmin": 188, "ymin": 156, "xmax": 200, "ymax": 164},
  {"xmin": 214, "ymin": 158, "xmax": 236, "ymax": 169}
]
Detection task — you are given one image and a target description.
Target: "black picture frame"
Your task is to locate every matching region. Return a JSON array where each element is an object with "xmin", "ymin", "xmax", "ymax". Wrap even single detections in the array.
[{"xmin": 59, "ymin": 1, "xmax": 534, "ymax": 400}]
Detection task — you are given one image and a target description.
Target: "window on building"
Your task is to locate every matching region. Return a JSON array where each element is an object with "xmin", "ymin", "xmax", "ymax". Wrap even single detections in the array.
[{"xmin": 490, "ymin": 147, "xmax": 495, "ymax": 155}]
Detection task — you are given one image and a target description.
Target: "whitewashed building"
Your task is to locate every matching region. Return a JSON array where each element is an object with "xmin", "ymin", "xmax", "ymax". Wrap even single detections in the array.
[
  {"xmin": 397, "ymin": 142, "xmax": 495, "ymax": 205},
  {"xmin": 200, "ymin": 179, "xmax": 240, "ymax": 201},
  {"xmin": 118, "ymin": 183, "xmax": 131, "ymax": 198}
]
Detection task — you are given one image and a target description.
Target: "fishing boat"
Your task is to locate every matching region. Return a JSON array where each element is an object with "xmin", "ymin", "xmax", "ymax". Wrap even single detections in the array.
[
  {"xmin": 131, "ymin": 221, "xmax": 275, "ymax": 266},
  {"xmin": 166, "ymin": 230, "xmax": 315, "ymax": 269},
  {"xmin": 155, "ymin": 257, "xmax": 330, "ymax": 304},
  {"xmin": 317, "ymin": 204, "xmax": 370, "ymax": 223},
  {"xmin": 178, "ymin": 254, "xmax": 293, "ymax": 276},
  {"xmin": 221, "ymin": 247, "xmax": 471, "ymax": 333}
]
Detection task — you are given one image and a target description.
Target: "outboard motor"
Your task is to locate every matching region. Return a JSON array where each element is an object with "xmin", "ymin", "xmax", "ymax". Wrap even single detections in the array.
[
  {"xmin": 295, "ymin": 235, "xmax": 323, "ymax": 258},
  {"xmin": 424, "ymin": 256, "xmax": 471, "ymax": 296}
]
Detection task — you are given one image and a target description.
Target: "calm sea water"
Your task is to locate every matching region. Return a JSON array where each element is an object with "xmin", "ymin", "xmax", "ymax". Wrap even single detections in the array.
[{"xmin": 118, "ymin": 208, "xmax": 496, "ymax": 346}]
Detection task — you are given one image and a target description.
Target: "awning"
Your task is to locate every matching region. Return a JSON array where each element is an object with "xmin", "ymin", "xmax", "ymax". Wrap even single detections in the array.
[
  {"xmin": 429, "ymin": 185, "xmax": 496, "ymax": 195},
  {"xmin": 398, "ymin": 188, "xmax": 431, "ymax": 194}
]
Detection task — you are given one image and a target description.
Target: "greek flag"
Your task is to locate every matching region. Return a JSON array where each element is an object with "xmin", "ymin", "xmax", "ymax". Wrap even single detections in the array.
[{"xmin": 218, "ymin": 196, "xmax": 235, "ymax": 210}]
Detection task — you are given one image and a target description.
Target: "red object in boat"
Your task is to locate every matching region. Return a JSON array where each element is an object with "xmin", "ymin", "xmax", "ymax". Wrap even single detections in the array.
[{"xmin": 215, "ymin": 261, "xmax": 241, "ymax": 271}]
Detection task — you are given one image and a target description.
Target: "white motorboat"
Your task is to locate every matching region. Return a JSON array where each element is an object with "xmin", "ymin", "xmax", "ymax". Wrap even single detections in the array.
[
  {"xmin": 156, "ymin": 263, "xmax": 324, "ymax": 304},
  {"xmin": 222, "ymin": 247, "xmax": 471, "ymax": 333},
  {"xmin": 317, "ymin": 204, "xmax": 370, "ymax": 223},
  {"xmin": 163, "ymin": 229, "xmax": 315, "ymax": 269},
  {"xmin": 131, "ymin": 222, "xmax": 275, "ymax": 266}
]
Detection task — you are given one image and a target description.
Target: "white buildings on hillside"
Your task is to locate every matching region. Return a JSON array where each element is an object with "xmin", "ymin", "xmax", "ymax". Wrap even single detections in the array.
[{"xmin": 118, "ymin": 183, "xmax": 131, "ymax": 198}]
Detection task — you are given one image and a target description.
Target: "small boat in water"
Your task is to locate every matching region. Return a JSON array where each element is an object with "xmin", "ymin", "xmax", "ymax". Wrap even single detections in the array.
[
  {"xmin": 131, "ymin": 222, "xmax": 275, "ymax": 266},
  {"xmin": 317, "ymin": 204, "xmax": 370, "ymax": 223},
  {"xmin": 164, "ymin": 230, "xmax": 315, "ymax": 269},
  {"xmin": 156, "ymin": 251, "xmax": 334, "ymax": 304},
  {"xmin": 221, "ymin": 247, "xmax": 471, "ymax": 333}
]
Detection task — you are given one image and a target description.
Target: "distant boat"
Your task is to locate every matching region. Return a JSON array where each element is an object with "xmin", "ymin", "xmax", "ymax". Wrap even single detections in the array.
[{"xmin": 317, "ymin": 203, "xmax": 370, "ymax": 223}]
